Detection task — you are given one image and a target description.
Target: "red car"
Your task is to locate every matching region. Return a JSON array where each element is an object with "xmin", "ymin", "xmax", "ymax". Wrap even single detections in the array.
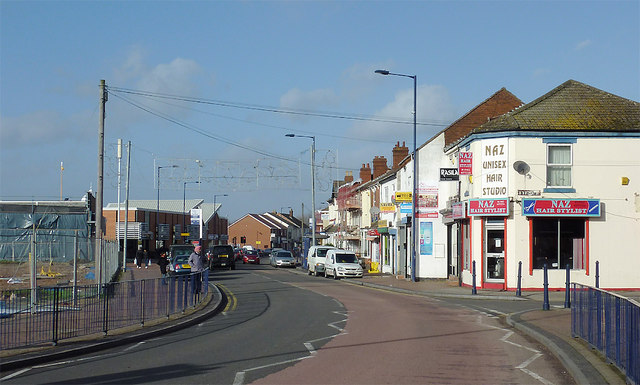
[{"xmin": 242, "ymin": 250, "xmax": 260, "ymax": 264}]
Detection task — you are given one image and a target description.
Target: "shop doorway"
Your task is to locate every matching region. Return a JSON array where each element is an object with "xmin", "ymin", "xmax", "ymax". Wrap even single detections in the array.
[{"xmin": 484, "ymin": 218, "xmax": 504, "ymax": 284}]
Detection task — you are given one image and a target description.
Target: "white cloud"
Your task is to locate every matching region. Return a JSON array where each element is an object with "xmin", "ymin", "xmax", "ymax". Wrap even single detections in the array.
[
  {"xmin": 348, "ymin": 84, "xmax": 455, "ymax": 142},
  {"xmin": 0, "ymin": 110, "xmax": 93, "ymax": 148},
  {"xmin": 575, "ymin": 39, "xmax": 592, "ymax": 51},
  {"xmin": 279, "ymin": 87, "xmax": 337, "ymax": 112}
]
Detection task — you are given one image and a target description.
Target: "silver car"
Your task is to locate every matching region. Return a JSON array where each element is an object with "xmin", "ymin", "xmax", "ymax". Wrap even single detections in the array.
[{"xmin": 271, "ymin": 250, "xmax": 296, "ymax": 268}]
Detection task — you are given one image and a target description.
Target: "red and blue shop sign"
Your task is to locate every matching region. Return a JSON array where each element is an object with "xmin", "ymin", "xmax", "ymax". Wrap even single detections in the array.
[
  {"xmin": 522, "ymin": 199, "xmax": 600, "ymax": 217},
  {"xmin": 467, "ymin": 198, "xmax": 509, "ymax": 216}
]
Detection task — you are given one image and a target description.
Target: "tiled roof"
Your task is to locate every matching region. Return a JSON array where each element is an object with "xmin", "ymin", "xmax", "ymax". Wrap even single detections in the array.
[{"xmin": 477, "ymin": 80, "xmax": 640, "ymax": 132}]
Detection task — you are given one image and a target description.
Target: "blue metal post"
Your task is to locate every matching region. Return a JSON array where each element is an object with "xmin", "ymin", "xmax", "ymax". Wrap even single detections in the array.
[
  {"xmin": 516, "ymin": 261, "xmax": 522, "ymax": 297},
  {"xmin": 472, "ymin": 260, "xmax": 477, "ymax": 295},
  {"xmin": 543, "ymin": 263, "xmax": 550, "ymax": 310},
  {"xmin": 564, "ymin": 263, "xmax": 571, "ymax": 308},
  {"xmin": 595, "ymin": 260, "xmax": 600, "ymax": 288}
]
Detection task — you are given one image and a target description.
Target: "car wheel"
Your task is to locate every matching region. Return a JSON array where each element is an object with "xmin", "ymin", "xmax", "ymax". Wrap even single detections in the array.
[
  {"xmin": 333, "ymin": 269, "xmax": 339, "ymax": 280},
  {"xmin": 308, "ymin": 269, "xmax": 312, "ymax": 275}
]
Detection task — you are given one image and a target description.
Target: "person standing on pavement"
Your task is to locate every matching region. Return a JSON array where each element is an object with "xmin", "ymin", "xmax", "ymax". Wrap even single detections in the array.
[
  {"xmin": 135, "ymin": 248, "xmax": 144, "ymax": 269},
  {"xmin": 188, "ymin": 245, "xmax": 206, "ymax": 294},
  {"xmin": 157, "ymin": 250, "xmax": 169, "ymax": 285}
]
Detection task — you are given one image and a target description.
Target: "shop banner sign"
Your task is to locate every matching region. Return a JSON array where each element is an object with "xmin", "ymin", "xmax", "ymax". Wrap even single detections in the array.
[
  {"xmin": 395, "ymin": 192, "xmax": 412, "ymax": 202},
  {"xmin": 380, "ymin": 203, "xmax": 396, "ymax": 213},
  {"xmin": 468, "ymin": 198, "xmax": 509, "ymax": 216},
  {"xmin": 400, "ymin": 203, "xmax": 412, "ymax": 214},
  {"xmin": 440, "ymin": 168, "xmax": 459, "ymax": 181},
  {"xmin": 458, "ymin": 152, "xmax": 473, "ymax": 175},
  {"xmin": 522, "ymin": 199, "xmax": 600, "ymax": 217},
  {"xmin": 452, "ymin": 202, "xmax": 466, "ymax": 219}
]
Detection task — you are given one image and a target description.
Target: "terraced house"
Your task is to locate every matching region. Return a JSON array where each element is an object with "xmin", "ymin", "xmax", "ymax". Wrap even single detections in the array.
[{"xmin": 324, "ymin": 80, "xmax": 640, "ymax": 290}]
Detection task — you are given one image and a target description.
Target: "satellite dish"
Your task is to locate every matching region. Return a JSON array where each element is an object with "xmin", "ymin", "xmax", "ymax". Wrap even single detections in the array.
[{"xmin": 513, "ymin": 161, "xmax": 530, "ymax": 175}]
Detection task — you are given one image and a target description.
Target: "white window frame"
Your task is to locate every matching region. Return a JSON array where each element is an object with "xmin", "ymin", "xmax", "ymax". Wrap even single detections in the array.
[{"xmin": 546, "ymin": 144, "xmax": 572, "ymax": 187}]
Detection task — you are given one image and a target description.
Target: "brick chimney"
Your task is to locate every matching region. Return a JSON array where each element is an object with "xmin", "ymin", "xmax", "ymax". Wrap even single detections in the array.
[
  {"xmin": 372, "ymin": 156, "xmax": 389, "ymax": 179},
  {"xmin": 359, "ymin": 163, "xmax": 372, "ymax": 182},
  {"xmin": 344, "ymin": 171, "xmax": 353, "ymax": 183},
  {"xmin": 392, "ymin": 141, "xmax": 409, "ymax": 169}
]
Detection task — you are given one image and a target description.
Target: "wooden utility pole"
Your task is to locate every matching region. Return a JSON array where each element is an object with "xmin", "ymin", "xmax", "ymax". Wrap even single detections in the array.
[{"xmin": 96, "ymin": 80, "xmax": 106, "ymax": 285}]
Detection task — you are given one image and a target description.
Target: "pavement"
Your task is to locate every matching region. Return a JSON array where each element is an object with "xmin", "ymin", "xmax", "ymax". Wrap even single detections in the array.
[{"xmin": 0, "ymin": 263, "xmax": 633, "ymax": 385}]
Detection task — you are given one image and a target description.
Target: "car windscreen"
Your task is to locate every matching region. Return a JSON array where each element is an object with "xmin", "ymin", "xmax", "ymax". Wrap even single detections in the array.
[
  {"xmin": 172, "ymin": 248, "xmax": 193, "ymax": 257},
  {"xmin": 173, "ymin": 255, "xmax": 190, "ymax": 263},
  {"xmin": 276, "ymin": 252, "xmax": 293, "ymax": 258},
  {"xmin": 317, "ymin": 249, "xmax": 331, "ymax": 257},
  {"xmin": 336, "ymin": 253, "xmax": 358, "ymax": 264}
]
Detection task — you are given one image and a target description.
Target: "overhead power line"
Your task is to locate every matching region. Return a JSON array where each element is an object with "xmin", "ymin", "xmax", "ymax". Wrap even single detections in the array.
[{"xmin": 107, "ymin": 86, "xmax": 449, "ymax": 128}]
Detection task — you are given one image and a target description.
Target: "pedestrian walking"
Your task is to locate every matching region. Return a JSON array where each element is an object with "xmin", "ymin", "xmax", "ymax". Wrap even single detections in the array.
[
  {"xmin": 135, "ymin": 248, "xmax": 144, "ymax": 269},
  {"xmin": 144, "ymin": 249, "xmax": 150, "ymax": 268},
  {"xmin": 158, "ymin": 250, "xmax": 169, "ymax": 285},
  {"xmin": 188, "ymin": 245, "xmax": 206, "ymax": 294}
]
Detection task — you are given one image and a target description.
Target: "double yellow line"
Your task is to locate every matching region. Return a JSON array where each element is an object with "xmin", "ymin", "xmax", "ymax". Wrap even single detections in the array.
[{"xmin": 218, "ymin": 284, "xmax": 238, "ymax": 313}]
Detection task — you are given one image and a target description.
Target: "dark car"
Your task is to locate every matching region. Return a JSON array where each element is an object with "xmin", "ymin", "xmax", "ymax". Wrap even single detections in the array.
[
  {"xmin": 207, "ymin": 245, "xmax": 235, "ymax": 270},
  {"xmin": 242, "ymin": 249, "xmax": 260, "ymax": 264}
]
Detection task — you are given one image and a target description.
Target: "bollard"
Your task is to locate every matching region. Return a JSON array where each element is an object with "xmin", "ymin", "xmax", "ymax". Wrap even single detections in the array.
[
  {"xmin": 543, "ymin": 263, "xmax": 550, "ymax": 310},
  {"xmin": 564, "ymin": 263, "xmax": 571, "ymax": 308},
  {"xmin": 472, "ymin": 260, "xmax": 477, "ymax": 295},
  {"xmin": 516, "ymin": 261, "xmax": 522, "ymax": 297},
  {"xmin": 595, "ymin": 261, "xmax": 600, "ymax": 288}
]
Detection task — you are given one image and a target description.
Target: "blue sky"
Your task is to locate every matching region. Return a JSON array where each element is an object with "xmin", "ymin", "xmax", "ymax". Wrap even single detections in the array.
[{"xmin": 1, "ymin": 1, "xmax": 638, "ymax": 223}]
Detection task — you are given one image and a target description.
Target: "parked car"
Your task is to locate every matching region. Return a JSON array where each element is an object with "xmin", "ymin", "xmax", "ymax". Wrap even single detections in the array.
[
  {"xmin": 307, "ymin": 246, "xmax": 336, "ymax": 276},
  {"xmin": 242, "ymin": 249, "xmax": 260, "ymax": 264},
  {"xmin": 169, "ymin": 244, "xmax": 194, "ymax": 260},
  {"xmin": 324, "ymin": 249, "xmax": 363, "ymax": 279},
  {"xmin": 271, "ymin": 250, "xmax": 296, "ymax": 268},
  {"xmin": 168, "ymin": 254, "xmax": 192, "ymax": 276},
  {"xmin": 207, "ymin": 245, "xmax": 235, "ymax": 270}
]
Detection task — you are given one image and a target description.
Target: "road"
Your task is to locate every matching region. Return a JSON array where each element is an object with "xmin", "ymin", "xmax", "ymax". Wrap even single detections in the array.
[{"xmin": 1, "ymin": 262, "xmax": 575, "ymax": 385}]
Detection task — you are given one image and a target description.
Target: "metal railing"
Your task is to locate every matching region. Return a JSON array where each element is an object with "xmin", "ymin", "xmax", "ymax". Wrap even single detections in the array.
[
  {"xmin": 0, "ymin": 270, "xmax": 210, "ymax": 351},
  {"xmin": 572, "ymin": 283, "xmax": 640, "ymax": 385}
]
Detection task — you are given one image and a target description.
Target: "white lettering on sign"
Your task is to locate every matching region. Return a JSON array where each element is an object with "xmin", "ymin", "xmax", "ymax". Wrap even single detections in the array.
[{"xmin": 481, "ymin": 138, "xmax": 508, "ymax": 198}]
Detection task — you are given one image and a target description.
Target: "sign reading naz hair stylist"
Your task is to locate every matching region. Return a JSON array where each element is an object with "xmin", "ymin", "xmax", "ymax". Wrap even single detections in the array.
[
  {"xmin": 522, "ymin": 199, "xmax": 601, "ymax": 217},
  {"xmin": 481, "ymin": 138, "xmax": 508, "ymax": 198}
]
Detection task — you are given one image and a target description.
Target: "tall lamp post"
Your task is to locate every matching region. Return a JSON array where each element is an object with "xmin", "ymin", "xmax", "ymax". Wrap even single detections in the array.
[
  {"xmin": 375, "ymin": 69, "xmax": 418, "ymax": 282},
  {"xmin": 285, "ymin": 134, "xmax": 316, "ymax": 249},
  {"xmin": 213, "ymin": 194, "xmax": 228, "ymax": 245},
  {"xmin": 157, "ymin": 165, "xmax": 178, "ymax": 247},
  {"xmin": 183, "ymin": 180, "xmax": 201, "ymax": 242}
]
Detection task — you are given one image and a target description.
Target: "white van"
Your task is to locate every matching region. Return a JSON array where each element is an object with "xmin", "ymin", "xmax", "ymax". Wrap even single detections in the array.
[
  {"xmin": 307, "ymin": 246, "xmax": 336, "ymax": 277},
  {"xmin": 324, "ymin": 249, "xmax": 363, "ymax": 279}
]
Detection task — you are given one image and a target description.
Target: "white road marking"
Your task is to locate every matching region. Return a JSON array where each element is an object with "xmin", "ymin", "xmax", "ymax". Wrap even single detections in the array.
[
  {"xmin": 233, "ymin": 310, "xmax": 349, "ymax": 384},
  {"xmin": 1, "ymin": 368, "xmax": 31, "ymax": 381}
]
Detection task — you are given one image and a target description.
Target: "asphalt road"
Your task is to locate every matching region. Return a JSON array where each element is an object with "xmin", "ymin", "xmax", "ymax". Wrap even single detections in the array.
[{"xmin": 1, "ymin": 262, "xmax": 575, "ymax": 385}]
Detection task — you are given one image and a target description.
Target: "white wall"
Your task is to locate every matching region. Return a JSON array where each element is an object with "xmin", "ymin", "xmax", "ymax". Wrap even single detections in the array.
[{"xmin": 459, "ymin": 135, "xmax": 640, "ymax": 289}]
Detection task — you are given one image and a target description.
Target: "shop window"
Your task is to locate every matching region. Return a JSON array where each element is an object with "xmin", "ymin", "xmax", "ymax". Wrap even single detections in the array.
[
  {"xmin": 532, "ymin": 218, "xmax": 585, "ymax": 269},
  {"xmin": 547, "ymin": 144, "xmax": 572, "ymax": 187}
]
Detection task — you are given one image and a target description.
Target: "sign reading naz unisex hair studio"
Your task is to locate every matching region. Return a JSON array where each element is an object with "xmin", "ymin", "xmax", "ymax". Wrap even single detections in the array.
[
  {"xmin": 522, "ymin": 199, "xmax": 601, "ymax": 217},
  {"xmin": 468, "ymin": 198, "xmax": 509, "ymax": 216},
  {"xmin": 481, "ymin": 138, "xmax": 508, "ymax": 198}
]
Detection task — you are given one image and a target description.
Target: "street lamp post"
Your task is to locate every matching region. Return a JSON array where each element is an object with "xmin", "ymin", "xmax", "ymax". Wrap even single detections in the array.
[
  {"xmin": 285, "ymin": 134, "xmax": 316, "ymax": 249},
  {"xmin": 183, "ymin": 180, "xmax": 201, "ymax": 243},
  {"xmin": 157, "ymin": 165, "xmax": 178, "ymax": 248},
  {"xmin": 375, "ymin": 69, "xmax": 418, "ymax": 282},
  {"xmin": 213, "ymin": 194, "xmax": 228, "ymax": 245}
]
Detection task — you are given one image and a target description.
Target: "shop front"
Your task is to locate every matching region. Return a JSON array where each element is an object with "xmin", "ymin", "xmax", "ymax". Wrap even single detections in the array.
[
  {"xmin": 468, "ymin": 198, "xmax": 509, "ymax": 290},
  {"xmin": 522, "ymin": 198, "xmax": 600, "ymax": 281}
]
